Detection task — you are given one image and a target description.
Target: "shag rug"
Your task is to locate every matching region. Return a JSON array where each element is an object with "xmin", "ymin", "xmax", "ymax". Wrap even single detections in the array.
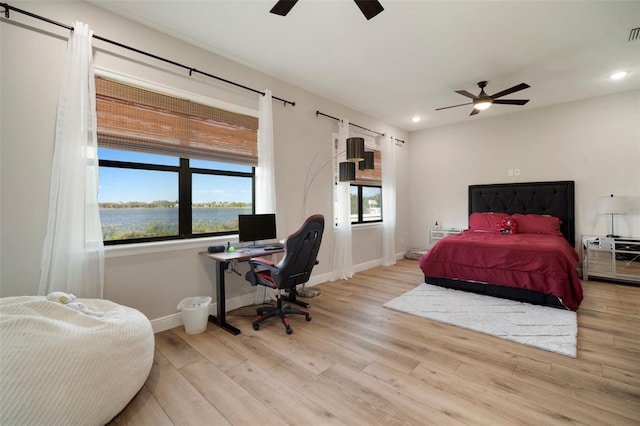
[{"xmin": 383, "ymin": 283, "xmax": 577, "ymax": 357}]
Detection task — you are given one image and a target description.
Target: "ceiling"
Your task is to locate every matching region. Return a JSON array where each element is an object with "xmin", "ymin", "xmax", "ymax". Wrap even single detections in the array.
[{"xmin": 90, "ymin": 0, "xmax": 640, "ymax": 132}]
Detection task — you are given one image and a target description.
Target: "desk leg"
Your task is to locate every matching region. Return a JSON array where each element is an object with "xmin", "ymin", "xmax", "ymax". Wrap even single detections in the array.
[{"xmin": 208, "ymin": 260, "xmax": 241, "ymax": 335}]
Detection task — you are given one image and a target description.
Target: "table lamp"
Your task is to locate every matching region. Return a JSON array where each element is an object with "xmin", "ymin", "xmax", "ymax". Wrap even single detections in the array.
[{"xmin": 598, "ymin": 194, "xmax": 628, "ymax": 238}]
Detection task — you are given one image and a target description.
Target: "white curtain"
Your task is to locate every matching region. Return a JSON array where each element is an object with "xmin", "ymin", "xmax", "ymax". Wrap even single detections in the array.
[
  {"xmin": 256, "ymin": 89, "xmax": 276, "ymax": 214},
  {"xmin": 381, "ymin": 134, "xmax": 397, "ymax": 266},
  {"xmin": 39, "ymin": 22, "xmax": 104, "ymax": 298},
  {"xmin": 331, "ymin": 120, "xmax": 354, "ymax": 280},
  {"xmin": 255, "ymin": 89, "xmax": 276, "ymax": 303}
]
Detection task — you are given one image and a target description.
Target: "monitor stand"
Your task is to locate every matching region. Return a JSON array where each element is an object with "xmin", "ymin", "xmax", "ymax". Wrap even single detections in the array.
[{"xmin": 247, "ymin": 241, "xmax": 265, "ymax": 249}]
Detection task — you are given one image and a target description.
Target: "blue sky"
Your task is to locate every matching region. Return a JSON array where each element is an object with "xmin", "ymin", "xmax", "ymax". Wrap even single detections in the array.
[{"xmin": 98, "ymin": 149, "xmax": 252, "ymax": 204}]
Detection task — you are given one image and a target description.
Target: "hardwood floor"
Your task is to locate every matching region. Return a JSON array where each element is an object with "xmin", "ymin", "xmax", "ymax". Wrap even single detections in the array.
[{"xmin": 109, "ymin": 259, "xmax": 640, "ymax": 425}]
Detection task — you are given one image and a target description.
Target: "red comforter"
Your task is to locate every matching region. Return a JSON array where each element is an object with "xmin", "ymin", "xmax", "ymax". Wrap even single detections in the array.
[{"xmin": 418, "ymin": 231, "xmax": 583, "ymax": 311}]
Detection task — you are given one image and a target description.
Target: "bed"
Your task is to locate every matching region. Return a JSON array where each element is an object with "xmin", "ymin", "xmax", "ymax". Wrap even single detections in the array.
[
  {"xmin": 0, "ymin": 295, "xmax": 155, "ymax": 425},
  {"xmin": 419, "ymin": 181, "xmax": 583, "ymax": 311}
]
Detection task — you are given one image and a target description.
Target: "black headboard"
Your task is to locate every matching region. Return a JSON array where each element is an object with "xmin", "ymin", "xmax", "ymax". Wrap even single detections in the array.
[{"xmin": 468, "ymin": 181, "xmax": 575, "ymax": 246}]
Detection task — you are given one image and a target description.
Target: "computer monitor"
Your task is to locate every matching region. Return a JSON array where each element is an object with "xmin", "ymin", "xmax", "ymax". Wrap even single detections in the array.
[{"xmin": 238, "ymin": 214, "xmax": 277, "ymax": 248}]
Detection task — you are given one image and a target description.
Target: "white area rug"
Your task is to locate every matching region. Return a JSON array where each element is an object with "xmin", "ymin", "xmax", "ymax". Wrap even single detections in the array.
[{"xmin": 384, "ymin": 283, "xmax": 577, "ymax": 357}]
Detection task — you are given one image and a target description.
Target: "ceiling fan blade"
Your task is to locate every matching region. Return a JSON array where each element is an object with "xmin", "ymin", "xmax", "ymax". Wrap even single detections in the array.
[
  {"xmin": 354, "ymin": 0, "xmax": 384, "ymax": 20},
  {"xmin": 490, "ymin": 83, "xmax": 530, "ymax": 99},
  {"xmin": 270, "ymin": 0, "xmax": 299, "ymax": 16},
  {"xmin": 469, "ymin": 108, "xmax": 481, "ymax": 116},
  {"xmin": 455, "ymin": 90, "xmax": 478, "ymax": 100},
  {"xmin": 492, "ymin": 99, "xmax": 530, "ymax": 105},
  {"xmin": 435, "ymin": 102, "xmax": 473, "ymax": 111}
]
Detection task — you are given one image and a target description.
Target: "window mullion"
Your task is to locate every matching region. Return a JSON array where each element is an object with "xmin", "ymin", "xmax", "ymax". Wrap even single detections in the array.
[{"xmin": 179, "ymin": 158, "xmax": 192, "ymax": 237}]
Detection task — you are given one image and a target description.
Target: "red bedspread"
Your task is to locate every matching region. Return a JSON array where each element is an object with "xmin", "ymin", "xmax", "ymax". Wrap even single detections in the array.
[{"xmin": 418, "ymin": 232, "xmax": 583, "ymax": 311}]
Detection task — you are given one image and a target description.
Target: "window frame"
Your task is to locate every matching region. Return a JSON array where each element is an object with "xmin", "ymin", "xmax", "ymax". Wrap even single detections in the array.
[
  {"xmin": 350, "ymin": 183, "xmax": 383, "ymax": 225},
  {"xmin": 99, "ymin": 156, "xmax": 255, "ymax": 245}
]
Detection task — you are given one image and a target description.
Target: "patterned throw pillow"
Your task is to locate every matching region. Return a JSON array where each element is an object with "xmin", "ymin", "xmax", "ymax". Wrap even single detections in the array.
[{"xmin": 496, "ymin": 216, "xmax": 518, "ymax": 234}]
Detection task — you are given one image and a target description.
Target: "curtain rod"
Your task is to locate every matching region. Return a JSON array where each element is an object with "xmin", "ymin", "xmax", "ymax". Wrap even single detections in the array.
[
  {"xmin": 0, "ymin": 2, "xmax": 296, "ymax": 107},
  {"xmin": 315, "ymin": 110, "xmax": 385, "ymax": 137}
]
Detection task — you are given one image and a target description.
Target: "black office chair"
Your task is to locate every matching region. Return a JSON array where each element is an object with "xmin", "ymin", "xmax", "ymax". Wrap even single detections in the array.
[{"xmin": 245, "ymin": 214, "xmax": 324, "ymax": 334}]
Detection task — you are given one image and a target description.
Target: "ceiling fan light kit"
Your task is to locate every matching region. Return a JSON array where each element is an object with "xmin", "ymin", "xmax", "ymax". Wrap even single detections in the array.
[{"xmin": 436, "ymin": 80, "xmax": 530, "ymax": 116}]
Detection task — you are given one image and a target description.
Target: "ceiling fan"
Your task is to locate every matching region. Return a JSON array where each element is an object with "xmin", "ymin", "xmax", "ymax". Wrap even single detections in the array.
[
  {"xmin": 436, "ymin": 81, "xmax": 530, "ymax": 116},
  {"xmin": 270, "ymin": 0, "xmax": 384, "ymax": 20}
]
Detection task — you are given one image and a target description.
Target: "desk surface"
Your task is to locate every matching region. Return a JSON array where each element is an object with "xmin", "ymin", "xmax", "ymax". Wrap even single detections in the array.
[{"xmin": 199, "ymin": 246, "xmax": 284, "ymax": 262}]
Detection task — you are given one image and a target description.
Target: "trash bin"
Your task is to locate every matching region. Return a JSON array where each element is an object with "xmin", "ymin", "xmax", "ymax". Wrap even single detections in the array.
[{"xmin": 177, "ymin": 296, "xmax": 212, "ymax": 334}]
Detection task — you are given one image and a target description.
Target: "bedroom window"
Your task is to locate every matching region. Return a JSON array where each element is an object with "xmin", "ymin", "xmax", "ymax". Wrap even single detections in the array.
[
  {"xmin": 95, "ymin": 77, "xmax": 258, "ymax": 244},
  {"xmin": 350, "ymin": 185, "xmax": 382, "ymax": 223},
  {"xmin": 351, "ymin": 148, "xmax": 382, "ymax": 224}
]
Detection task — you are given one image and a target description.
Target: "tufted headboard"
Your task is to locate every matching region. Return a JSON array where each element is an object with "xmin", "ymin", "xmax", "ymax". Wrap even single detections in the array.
[{"xmin": 468, "ymin": 181, "xmax": 575, "ymax": 247}]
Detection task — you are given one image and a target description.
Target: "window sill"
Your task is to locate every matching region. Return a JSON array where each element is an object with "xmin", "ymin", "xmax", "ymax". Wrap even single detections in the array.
[
  {"xmin": 351, "ymin": 222, "xmax": 383, "ymax": 230},
  {"xmin": 104, "ymin": 235, "xmax": 237, "ymax": 258}
]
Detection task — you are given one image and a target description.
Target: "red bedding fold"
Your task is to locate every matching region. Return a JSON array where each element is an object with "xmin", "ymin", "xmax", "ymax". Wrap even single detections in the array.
[{"xmin": 418, "ymin": 231, "xmax": 583, "ymax": 311}]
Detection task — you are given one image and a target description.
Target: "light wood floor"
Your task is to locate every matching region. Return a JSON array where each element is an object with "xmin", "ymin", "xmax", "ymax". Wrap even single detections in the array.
[{"xmin": 110, "ymin": 259, "xmax": 640, "ymax": 425}]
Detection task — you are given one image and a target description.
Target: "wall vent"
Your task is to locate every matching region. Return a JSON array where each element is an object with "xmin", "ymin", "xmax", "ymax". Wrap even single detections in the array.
[{"xmin": 630, "ymin": 27, "xmax": 640, "ymax": 41}]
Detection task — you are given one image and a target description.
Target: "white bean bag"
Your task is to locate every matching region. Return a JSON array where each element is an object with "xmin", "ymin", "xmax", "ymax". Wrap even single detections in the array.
[{"xmin": 0, "ymin": 296, "xmax": 154, "ymax": 426}]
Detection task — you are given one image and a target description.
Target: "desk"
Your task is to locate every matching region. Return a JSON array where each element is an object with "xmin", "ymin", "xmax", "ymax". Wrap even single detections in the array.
[{"xmin": 199, "ymin": 247, "xmax": 284, "ymax": 335}]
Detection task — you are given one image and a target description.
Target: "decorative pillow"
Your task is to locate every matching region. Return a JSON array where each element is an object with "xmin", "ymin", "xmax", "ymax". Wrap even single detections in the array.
[
  {"xmin": 511, "ymin": 214, "xmax": 562, "ymax": 236},
  {"xmin": 468, "ymin": 212, "xmax": 508, "ymax": 232},
  {"xmin": 496, "ymin": 216, "xmax": 518, "ymax": 234}
]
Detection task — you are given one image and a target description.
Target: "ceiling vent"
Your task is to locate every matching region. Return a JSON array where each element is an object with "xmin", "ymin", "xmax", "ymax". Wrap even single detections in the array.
[{"xmin": 629, "ymin": 27, "xmax": 640, "ymax": 41}]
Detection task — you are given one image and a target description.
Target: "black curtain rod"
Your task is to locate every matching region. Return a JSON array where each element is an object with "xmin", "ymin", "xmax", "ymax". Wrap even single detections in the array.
[
  {"xmin": 0, "ymin": 2, "xmax": 296, "ymax": 107},
  {"xmin": 394, "ymin": 138, "xmax": 405, "ymax": 144},
  {"xmin": 315, "ymin": 110, "xmax": 385, "ymax": 137}
]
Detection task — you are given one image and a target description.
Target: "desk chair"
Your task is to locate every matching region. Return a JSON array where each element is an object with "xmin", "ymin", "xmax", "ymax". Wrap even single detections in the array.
[{"xmin": 245, "ymin": 214, "xmax": 324, "ymax": 334}]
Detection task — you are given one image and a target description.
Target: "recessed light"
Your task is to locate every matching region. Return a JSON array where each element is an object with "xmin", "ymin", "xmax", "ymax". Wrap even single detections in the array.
[
  {"xmin": 412, "ymin": 116, "xmax": 421, "ymax": 123},
  {"xmin": 609, "ymin": 71, "xmax": 628, "ymax": 80}
]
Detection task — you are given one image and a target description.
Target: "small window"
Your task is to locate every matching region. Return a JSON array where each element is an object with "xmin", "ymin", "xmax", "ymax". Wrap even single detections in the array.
[{"xmin": 350, "ymin": 185, "xmax": 382, "ymax": 224}]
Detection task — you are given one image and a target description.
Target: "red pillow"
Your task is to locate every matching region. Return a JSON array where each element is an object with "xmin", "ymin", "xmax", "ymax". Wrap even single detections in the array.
[
  {"xmin": 468, "ymin": 212, "xmax": 508, "ymax": 232},
  {"xmin": 511, "ymin": 214, "xmax": 562, "ymax": 236},
  {"xmin": 496, "ymin": 216, "xmax": 518, "ymax": 234}
]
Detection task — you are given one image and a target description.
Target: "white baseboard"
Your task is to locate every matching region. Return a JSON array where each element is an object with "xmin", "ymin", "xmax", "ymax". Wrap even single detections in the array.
[{"xmin": 151, "ymin": 256, "xmax": 401, "ymax": 333}]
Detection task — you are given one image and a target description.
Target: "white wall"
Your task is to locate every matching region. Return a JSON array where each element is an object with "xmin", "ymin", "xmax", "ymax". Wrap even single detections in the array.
[
  {"xmin": 0, "ymin": 1, "xmax": 410, "ymax": 321},
  {"xmin": 408, "ymin": 90, "xmax": 640, "ymax": 248}
]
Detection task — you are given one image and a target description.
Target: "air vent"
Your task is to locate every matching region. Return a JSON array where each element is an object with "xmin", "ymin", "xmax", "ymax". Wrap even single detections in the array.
[{"xmin": 630, "ymin": 27, "xmax": 640, "ymax": 41}]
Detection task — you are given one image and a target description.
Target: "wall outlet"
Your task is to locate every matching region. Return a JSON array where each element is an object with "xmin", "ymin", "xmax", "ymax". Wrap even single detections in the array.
[
  {"xmin": 514, "ymin": 168, "xmax": 520, "ymax": 176},
  {"xmin": 508, "ymin": 169, "xmax": 514, "ymax": 176}
]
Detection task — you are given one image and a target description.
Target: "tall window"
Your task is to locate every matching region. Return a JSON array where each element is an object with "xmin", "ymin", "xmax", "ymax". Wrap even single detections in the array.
[
  {"xmin": 350, "ymin": 148, "xmax": 382, "ymax": 224},
  {"xmin": 96, "ymin": 77, "xmax": 258, "ymax": 244}
]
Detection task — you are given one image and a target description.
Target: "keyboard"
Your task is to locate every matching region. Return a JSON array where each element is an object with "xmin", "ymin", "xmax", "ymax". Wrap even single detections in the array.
[{"xmin": 264, "ymin": 245, "xmax": 283, "ymax": 251}]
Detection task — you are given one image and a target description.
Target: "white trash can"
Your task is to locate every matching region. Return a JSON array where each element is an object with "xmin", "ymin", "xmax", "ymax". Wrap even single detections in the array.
[{"xmin": 177, "ymin": 296, "xmax": 212, "ymax": 334}]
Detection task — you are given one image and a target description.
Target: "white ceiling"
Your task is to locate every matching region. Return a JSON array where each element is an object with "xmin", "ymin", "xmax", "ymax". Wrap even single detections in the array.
[{"xmin": 90, "ymin": 0, "xmax": 640, "ymax": 132}]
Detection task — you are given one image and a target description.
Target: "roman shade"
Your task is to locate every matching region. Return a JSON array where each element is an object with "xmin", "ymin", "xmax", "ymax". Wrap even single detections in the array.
[
  {"xmin": 95, "ymin": 77, "xmax": 259, "ymax": 165},
  {"xmin": 354, "ymin": 149, "xmax": 381, "ymax": 185}
]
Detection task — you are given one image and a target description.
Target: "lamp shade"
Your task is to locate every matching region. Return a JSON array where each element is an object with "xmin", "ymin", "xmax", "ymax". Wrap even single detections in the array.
[
  {"xmin": 346, "ymin": 137, "xmax": 365, "ymax": 162},
  {"xmin": 359, "ymin": 151, "xmax": 374, "ymax": 170},
  {"xmin": 339, "ymin": 161, "xmax": 356, "ymax": 182},
  {"xmin": 597, "ymin": 194, "xmax": 628, "ymax": 214}
]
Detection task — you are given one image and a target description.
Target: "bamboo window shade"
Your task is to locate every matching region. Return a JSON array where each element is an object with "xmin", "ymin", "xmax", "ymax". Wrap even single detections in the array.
[
  {"xmin": 354, "ymin": 149, "xmax": 382, "ymax": 185},
  {"xmin": 95, "ymin": 77, "xmax": 259, "ymax": 165}
]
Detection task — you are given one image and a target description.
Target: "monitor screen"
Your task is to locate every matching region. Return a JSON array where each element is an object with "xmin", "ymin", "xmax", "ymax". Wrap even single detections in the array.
[{"xmin": 238, "ymin": 214, "xmax": 277, "ymax": 247}]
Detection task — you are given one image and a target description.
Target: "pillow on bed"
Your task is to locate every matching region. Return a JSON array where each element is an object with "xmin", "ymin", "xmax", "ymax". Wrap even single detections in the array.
[
  {"xmin": 496, "ymin": 216, "xmax": 518, "ymax": 234},
  {"xmin": 469, "ymin": 212, "xmax": 508, "ymax": 232},
  {"xmin": 511, "ymin": 213, "xmax": 563, "ymax": 236}
]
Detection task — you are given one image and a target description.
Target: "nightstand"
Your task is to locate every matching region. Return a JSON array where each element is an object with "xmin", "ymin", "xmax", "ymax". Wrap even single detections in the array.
[
  {"xmin": 430, "ymin": 228, "xmax": 463, "ymax": 247},
  {"xmin": 582, "ymin": 235, "xmax": 640, "ymax": 286}
]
